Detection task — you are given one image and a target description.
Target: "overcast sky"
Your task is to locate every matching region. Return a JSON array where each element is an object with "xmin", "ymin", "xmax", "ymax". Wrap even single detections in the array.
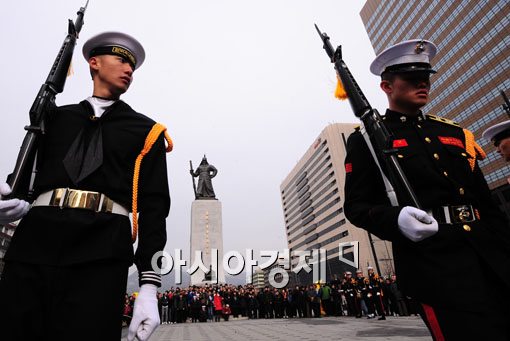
[{"xmin": 0, "ymin": 1, "xmax": 389, "ymax": 276}]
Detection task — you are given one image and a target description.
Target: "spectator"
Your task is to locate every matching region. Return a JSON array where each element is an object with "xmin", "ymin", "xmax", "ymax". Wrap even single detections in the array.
[{"xmin": 223, "ymin": 304, "xmax": 232, "ymax": 321}]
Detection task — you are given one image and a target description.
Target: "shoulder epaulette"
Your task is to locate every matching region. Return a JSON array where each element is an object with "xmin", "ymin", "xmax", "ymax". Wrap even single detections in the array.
[
  {"xmin": 425, "ymin": 114, "xmax": 460, "ymax": 127},
  {"xmin": 354, "ymin": 125, "xmax": 361, "ymax": 132}
]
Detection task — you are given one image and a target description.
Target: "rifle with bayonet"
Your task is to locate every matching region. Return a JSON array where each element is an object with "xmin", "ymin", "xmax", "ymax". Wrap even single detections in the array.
[
  {"xmin": 6, "ymin": 1, "xmax": 89, "ymax": 200},
  {"xmin": 314, "ymin": 24, "xmax": 421, "ymax": 209}
]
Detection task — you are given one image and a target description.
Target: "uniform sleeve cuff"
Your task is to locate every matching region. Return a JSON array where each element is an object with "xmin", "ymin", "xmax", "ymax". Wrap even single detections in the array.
[{"xmin": 139, "ymin": 271, "xmax": 162, "ymax": 287}]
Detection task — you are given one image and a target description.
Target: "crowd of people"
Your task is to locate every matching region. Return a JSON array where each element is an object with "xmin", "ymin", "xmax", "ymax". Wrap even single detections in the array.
[{"xmin": 123, "ymin": 268, "xmax": 417, "ymax": 326}]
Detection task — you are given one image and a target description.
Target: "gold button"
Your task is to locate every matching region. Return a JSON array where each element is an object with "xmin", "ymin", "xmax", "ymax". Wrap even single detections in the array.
[
  {"xmin": 433, "ymin": 153, "xmax": 439, "ymax": 160},
  {"xmin": 425, "ymin": 137, "xmax": 431, "ymax": 143},
  {"xmin": 443, "ymin": 171, "xmax": 448, "ymax": 177},
  {"xmin": 398, "ymin": 154, "xmax": 404, "ymax": 158},
  {"xmin": 417, "ymin": 124, "xmax": 422, "ymax": 128},
  {"xmin": 461, "ymin": 153, "xmax": 467, "ymax": 157},
  {"xmin": 459, "ymin": 188, "xmax": 465, "ymax": 195},
  {"xmin": 463, "ymin": 225, "xmax": 471, "ymax": 232}
]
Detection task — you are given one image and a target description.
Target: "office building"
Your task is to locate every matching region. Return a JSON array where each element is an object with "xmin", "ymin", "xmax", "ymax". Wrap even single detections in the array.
[
  {"xmin": 252, "ymin": 268, "xmax": 266, "ymax": 289},
  {"xmin": 280, "ymin": 123, "xmax": 395, "ymax": 284}
]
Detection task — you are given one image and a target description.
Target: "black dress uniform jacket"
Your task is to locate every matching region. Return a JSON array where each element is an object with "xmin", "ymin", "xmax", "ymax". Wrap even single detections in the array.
[
  {"xmin": 5, "ymin": 100, "xmax": 170, "ymax": 286},
  {"xmin": 344, "ymin": 109, "xmax": 510, "ymax": 311}
]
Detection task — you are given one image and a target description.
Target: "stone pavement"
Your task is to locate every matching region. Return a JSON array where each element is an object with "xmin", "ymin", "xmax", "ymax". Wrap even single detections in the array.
[{"xmin": 122, "ymin": 316, "xmax": 432, "ymax": 340}]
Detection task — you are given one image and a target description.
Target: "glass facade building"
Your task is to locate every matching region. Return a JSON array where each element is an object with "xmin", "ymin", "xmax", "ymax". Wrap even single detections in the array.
[
  {"xmin": 280, "ymin": 124, "xmax": 395, "ymax": 284},
  {"xmin": 361, "ymin": 0, "xmax": 510, "ymax": 219}
]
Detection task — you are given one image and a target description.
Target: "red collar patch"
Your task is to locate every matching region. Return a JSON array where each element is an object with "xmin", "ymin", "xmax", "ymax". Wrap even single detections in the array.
[
  {"xmin": 393, "ymin": 139, "xmax": 408, "ymax": 148},
  {"xmin": 438, "ymin": 136, "xmax": 464, "ymax": 149},
  {"xmin": 345, "ymin": 163, "xmax": 353, "ymax": 174}
]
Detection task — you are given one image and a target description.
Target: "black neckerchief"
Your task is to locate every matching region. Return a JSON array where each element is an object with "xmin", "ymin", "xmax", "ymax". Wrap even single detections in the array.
[{"xmin": 62, "ymin": 100, "xmax": 119, "ymax": 185}]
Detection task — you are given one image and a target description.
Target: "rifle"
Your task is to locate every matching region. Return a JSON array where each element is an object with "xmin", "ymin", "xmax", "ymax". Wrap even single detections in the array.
[
  {"xmin": 189, "ymin": 160, "xmax": 198, "ymax": 199},
  {"xmin": 6, "ymin": 1, "xmax": 89, "ymax": 200},
  {"xmin": 314, "ymin": 24, "xmax": 421, "ymax": 208}
]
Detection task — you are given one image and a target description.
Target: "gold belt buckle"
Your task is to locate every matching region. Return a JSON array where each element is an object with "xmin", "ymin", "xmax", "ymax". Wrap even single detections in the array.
[
  {"xmin": 47, "ymin": 188, "xmax": 117, "ymax": 213},
  {"xmin": 451, "ymin": 205, "xmax": 474, "ymax": 223},
  {"xmin": 100, "ymin": 197, "xmax": 114, "ymax": 213},
  {"xmin": 49, "ymin": 188, "xmax": 66, "ymax": 206},
  {"xmin": 63, "ymin": 189, "xmax": 101, "ymax": 211}
]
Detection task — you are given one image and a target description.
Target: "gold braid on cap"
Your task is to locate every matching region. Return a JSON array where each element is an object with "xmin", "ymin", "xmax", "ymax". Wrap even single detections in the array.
[
  {"xmin": 132, "ymin": 123, "xmax": 173, "ymax": 242},
  {"xmin": 463, "ymin": 128, "xmax": 486, "ymax": 171}
]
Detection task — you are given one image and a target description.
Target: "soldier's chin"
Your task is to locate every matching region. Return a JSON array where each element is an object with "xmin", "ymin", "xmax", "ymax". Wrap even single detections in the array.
[
  {"xmin": 111, "ymin": 88, "xmax": 128, "ymax": 98},
  {"xmin": 415, "ymin": 96, "xmax": 428, "ymax": 104},
  {"xmin": 413, "ymin": 99, "xmax": 428, "ymax": 109}
]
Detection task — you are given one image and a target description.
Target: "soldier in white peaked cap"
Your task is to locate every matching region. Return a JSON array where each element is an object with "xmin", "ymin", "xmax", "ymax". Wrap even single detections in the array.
[{"xmin": 344, "ymin": 38, "xmax": 510, "ymax": 340}]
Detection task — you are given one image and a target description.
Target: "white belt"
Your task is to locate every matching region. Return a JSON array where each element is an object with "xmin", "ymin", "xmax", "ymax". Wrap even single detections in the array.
[{"xmin": 32, "ymin": 188, "xmax": 129, "ymax": 216}]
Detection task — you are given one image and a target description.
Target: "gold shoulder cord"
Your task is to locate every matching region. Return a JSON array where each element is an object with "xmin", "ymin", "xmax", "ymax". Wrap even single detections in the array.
[
  {"xmin": 132, "ymin": 123, "xmax": 173, "ymax": 242},
  {"xmin": 426, "ymin": 114, "xmax": 461, "ymax": 127},
  {"xmin": 463, "ymin": 128, "xmax": 486, "ymax": 171}
]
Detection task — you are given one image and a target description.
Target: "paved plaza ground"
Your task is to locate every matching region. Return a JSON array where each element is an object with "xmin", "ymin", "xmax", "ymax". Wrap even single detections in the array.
[{"xmin": 122, "ymin": 316, "xmax": 432, "ymax": 340}]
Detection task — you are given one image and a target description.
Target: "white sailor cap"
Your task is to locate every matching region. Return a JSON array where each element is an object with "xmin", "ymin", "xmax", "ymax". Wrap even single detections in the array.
[
  {"xmin": 370, "ymin": 39, "xmax": 437, "ymax": 76},
  {"xmin": 82, "ymin": 31, "xmax": 145, "ymax": 70},
  {"xmin": 367, "ymin": 266, "xmax": 374, "ymax": 270},
  {"xmin": 482, "ymin": 120, "xmax": 510, "ymax": 143}
]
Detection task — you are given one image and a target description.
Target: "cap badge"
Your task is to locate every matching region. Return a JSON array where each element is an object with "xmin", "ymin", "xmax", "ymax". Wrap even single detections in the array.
[{"xmin": 415, "ymin": 41, "xmax": 426, "ymax": 54}]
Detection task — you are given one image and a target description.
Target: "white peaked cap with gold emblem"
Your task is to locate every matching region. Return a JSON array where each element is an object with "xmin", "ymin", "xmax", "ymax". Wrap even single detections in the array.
[
  {"xmin": 370, "ymin": 39, "xmax": 437, "ymax": 76},
  {"xmin": 82, "ymin": 31, "xmax": 145, "ymax": 70},
  {"xmin": 482, "ymin": 120, "xmax": 510, "ymax": 142}
]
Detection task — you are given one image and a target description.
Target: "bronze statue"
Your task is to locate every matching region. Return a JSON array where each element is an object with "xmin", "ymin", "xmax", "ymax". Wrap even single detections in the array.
[{"xmin": 190, "ymin": 156, "xmax": 217, "ymax": 199}]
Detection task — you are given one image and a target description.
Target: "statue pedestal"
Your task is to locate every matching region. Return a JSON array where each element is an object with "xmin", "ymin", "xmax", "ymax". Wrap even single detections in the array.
[{"xmin": 190, "ymin": 200, "xmax": 225, "ymax": 285}]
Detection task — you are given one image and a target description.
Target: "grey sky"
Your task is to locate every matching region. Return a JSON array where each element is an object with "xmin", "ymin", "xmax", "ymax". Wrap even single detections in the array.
[{"xmin": 0, "ymin": 1, "xmax": 389, "ymax": 274}]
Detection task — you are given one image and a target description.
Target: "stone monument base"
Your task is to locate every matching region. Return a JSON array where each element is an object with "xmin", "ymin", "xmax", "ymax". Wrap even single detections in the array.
[{"xmin": 190, "ymin": 199, "xmax": 225, "ymax": 285}]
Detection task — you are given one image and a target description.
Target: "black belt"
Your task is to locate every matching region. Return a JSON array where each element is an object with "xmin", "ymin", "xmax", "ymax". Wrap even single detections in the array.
[{"xmin": 429, "ymin": 205, "xmax": 478, "ymax": 224}]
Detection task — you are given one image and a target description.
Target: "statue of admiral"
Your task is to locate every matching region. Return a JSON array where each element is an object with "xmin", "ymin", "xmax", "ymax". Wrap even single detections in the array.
[{"xmin": 190, "ymin": 156, "xmax": 218, "ymax": 199}]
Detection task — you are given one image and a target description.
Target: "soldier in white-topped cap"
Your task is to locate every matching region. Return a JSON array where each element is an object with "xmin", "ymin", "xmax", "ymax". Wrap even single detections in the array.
[
  {"xmin": 0, "ymin": 31, "xmax": 172, "ymax": 341},
  {"xmin": 82, "ymin": 31, "xmax": 146, "ymax": 99},
  {"xmin": 83, "ymin": 31, "xmax": 145, "ymax": 70},
  {"xmin": 344, "ymin": 39, "xmax": 510, "ymax": 339},
  {"xmin": 482, "ymin": 119, "xmax": 510, "ymax": 162}
]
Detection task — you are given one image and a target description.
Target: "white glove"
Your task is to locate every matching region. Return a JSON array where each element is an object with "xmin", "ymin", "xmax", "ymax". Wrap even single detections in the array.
[
  {"xmin": 128, "ymin": 284, "xmax": 160, "ymax": 341},
  {"xmin": 398, "ymin": 206, "xmax": 438, "ymax": 242},
  {"xmin": 0, "ymin": 183, "xmax": 30, "ymax": 225}
]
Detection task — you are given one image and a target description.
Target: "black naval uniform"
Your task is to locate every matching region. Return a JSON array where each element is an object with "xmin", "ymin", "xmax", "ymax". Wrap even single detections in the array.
[
  {"xmin": 344, "ymin": 109, "xmax": 510, "ymax": 339},
  {"xmin": 368, "ymin": 273, "xmax": 386, "ymax": 319},
  {"xmin": 354, "ymin": 276, "xmax": 367, "ymax": 318},
  {"xmin": 341, "ymin": 278, "xmax": 358, "ymax": 317},
  {"xmin": 0, "ymin": 100, "xmax": 170, "ymax": 340}
]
